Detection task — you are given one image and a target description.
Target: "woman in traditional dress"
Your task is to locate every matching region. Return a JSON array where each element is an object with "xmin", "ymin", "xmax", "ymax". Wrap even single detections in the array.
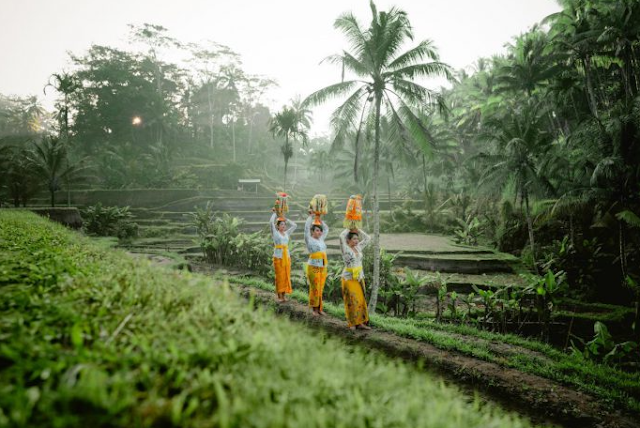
[
  {"xmin": 339, "ymin": 227, "xmax": 372, "ymax": 330},
  {"xmin": 304, "ymin": 211, "xmax": 329, "ymax": 316},
  {"xmin": 270, "ymin": 211, "xmax": 297, "ymax": 302}
]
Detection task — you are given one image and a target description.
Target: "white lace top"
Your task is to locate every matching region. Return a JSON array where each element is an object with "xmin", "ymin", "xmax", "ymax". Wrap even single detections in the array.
[
  {"xmin": 304, "ymin": 215, "xmax": 329, "ymax": 254},
  {"xmin": 338, "ymin": 228, "xmax": 371, "ymax": 279},
  {"xmin": 270, "ymin": 213, "xmax": 297, "ymax": 257}
]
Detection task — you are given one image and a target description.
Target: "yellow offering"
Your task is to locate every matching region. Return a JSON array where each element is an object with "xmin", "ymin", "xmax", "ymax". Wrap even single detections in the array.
[
  {"xmin": 274, "ymin": 192, "xmax": 289, "ymax": 221},
  {"xmin": 343, "ymin": 194, "xmax": 363, "ymax": 230},
  {"xmin": 309, "ymin": 194, "xmax": 328, "ymax": 225}
]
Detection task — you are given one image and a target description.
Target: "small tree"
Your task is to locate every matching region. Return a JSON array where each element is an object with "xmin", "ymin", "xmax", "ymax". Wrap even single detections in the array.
[
  {"xmin": 27, "ymin": 136, "xmax": 84, "ymax": 207},
  {"xmin": 269, "ymin": 105, "xmax": 309, "ymax": 189}
]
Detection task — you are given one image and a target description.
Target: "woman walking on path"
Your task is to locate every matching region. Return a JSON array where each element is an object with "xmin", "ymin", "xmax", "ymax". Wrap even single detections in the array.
[
  {"xmin": 339, "ymin": 228, "xmax": 371, "ymax": 330},
  {"xmin": 304, "ymin": 212, "xmax": 329, "ymax": 316},
  {"xmin": 270, "ymin": 211, "xmax": 297, "ymax": 302}
]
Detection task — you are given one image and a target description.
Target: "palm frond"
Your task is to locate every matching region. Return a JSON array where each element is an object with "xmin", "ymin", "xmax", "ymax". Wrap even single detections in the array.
[
  {"xmin": 328, "ymin": 87, "xmax": 368, "ymax": 134},
  {"xmin": 395, "ymin": 102, "xmax": 434, "ymax": 158},
  {"xmin": 386, "ymin": 61, "xmax": 455, "ymax": 82},
  {"xmin": 388, "ymin": 40, "xmax": 440, "ymax": 69},
  {"xmin": 389, "ymin": 79, "xmax": 438, "ymax": 106},
  {"xmin": 303, "ymin": 80, "xmax": 361, "ymax": 108},
  {"xmin": 334, "ymin": 12, "xmax": 367, "ymax": 57}
]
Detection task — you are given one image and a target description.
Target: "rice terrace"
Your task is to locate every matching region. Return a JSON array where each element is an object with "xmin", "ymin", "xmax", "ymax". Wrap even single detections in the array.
[{"xmin": 1, "ymin": 1, "xmax": 639, "ymax": 427}]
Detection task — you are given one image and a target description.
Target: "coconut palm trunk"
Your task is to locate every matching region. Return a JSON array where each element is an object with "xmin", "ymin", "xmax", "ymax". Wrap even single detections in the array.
[
  {"xmin": 208, "ymin": 85, "xmax": 215, "ymax": 149},
  {"xmin": 523, "ymin": 189, "xmax": 538, "ymax": 273},
  {"xmin": 284, "ymin": 136, "xmax": 289, "ymax": 189},
  {"xmin": 369, "ymin": 92, "xmax": 383, "ymax": 314}
]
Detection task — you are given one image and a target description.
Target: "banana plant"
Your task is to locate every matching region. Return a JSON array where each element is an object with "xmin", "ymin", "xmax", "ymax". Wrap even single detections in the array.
[
  {"xmin": 524, "ymin": 269, "xmax": 565, "ymax": 341},
  {"xmin": 400, "ymin": 268, "xmax": 429, "ymax": 317},
  {"xmin": 448, "ymin": 291, "xmax": 459, "ymax": 320},
  {"xmin": 472, "ymin": 285, "xmax": 498, "ymax": 330},
  {"xmin": 433, "ymin": 273, "xmax": 448, "ymax": 323},
  {"xmin": 460, "ymin": 292, "xmax": 476, "ymax": 324}
]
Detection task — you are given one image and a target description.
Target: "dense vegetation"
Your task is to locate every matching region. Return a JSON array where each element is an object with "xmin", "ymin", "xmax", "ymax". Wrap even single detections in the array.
[
  {"xmin": 0, "ymin": 211, "xmax": 536, "ymax": 427},
  {"xmin": 416, "ymin": 0, "xmax": 640, "ymax": 309}
]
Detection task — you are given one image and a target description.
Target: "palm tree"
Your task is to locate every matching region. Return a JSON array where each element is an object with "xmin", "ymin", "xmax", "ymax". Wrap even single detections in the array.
[
  {"xmin": 496, "ymin": 29, "xmax": 560, "ymax": 98},
  {"xmin": 44, "ymin": 72, "xmax": 80, "ymax": 141},
  {"xmin": 597, "ymin": 0, "xmax": 640, "ymax": 105},
  {"xmin": 217, "ymin": 64, "xmax": 245, "ymax": 162},
  {"xmin": 544, "ymin": 0, "xmax": 604, "ymax": 118},
  {"xmin": 27, "ymin": 136, "xmax": 85, "ymax": 207},
  {"xmin": 303, "ymin": 1, "xmax": 453, "ymax": 313},
  {"xmin": 479, "ymin": 100, "xmax": 553, "ymax": 271},
  {"xmin": 269, "ymin": 105, "xmax": 309, "ymax": 189}
]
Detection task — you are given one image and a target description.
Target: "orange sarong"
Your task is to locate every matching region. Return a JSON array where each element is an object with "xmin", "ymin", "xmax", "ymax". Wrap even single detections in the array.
[
  {"xmin": 341, "ymin": 267, "xmax": 369, "ymax": 327},
  {"xmin": 273, "ymin": 244, "xmax": 292, "ymax": 294},
  {"xmin": 305, "ymin": 251, "xmax": 328, "ymax": 310}
]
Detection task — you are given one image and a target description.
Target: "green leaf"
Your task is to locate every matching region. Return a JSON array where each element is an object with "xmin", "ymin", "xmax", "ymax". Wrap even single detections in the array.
[
  {"xmin": 70, "ymin": 323, "xmax": 83, "ymax": 348},
  {"xmin": 616, "ymin": 210, "xmax": 640, "ymax": 228}
]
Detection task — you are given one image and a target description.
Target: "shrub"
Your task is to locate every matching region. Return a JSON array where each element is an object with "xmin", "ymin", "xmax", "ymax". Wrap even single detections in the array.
[
  {"xmin": 572, "ymin": 321, "xmax": 639, "ymax": 366},
  {"xmin": 190, "ymin": 203, "xmax": 273, "ymax": 275},
  {"xmin": 81, "ymin": 203, "xmax": 138, "ymax": 240},
  {"xmin": 453, "ymin": 215, "xmax": 483, "ymax": 246}
]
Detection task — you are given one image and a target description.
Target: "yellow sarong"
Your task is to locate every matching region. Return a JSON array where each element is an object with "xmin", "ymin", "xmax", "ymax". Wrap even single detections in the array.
[
  {"xmin": 341, "ymin": 266, "xmax": 369, "ymax": 327},
  {"xmin": 273, "ymin": 244, "xmax": 292, "ymax": 294},
  {"xmin": 305, "ymin": 251, "xmax": 328, "ymax": 310}
]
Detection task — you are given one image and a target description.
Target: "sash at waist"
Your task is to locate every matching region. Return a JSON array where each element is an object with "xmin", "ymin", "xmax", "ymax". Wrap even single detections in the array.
[
  {"xmin": 345, "ymin": 266, "xmax": 363, "ymax": 280},
  {"xmin": 308, "ymin": 251, "xmax": 327, "ymax": 267},
  {"xmin": 274, "ymin": 244, "xmax": 289, "ymax": 259}
]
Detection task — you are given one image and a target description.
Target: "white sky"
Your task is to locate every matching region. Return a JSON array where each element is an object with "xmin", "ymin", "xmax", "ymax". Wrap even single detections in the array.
[{"xmin": 0, "ymin": 0, "xmax": 561, "ymax": 136}]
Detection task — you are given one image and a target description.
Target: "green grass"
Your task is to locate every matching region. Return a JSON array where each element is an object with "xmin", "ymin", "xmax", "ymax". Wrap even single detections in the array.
[
  {"xmin": 0, "ymin": 210, "xmax": 536, "ymax": 428},
  {"xmin": 225, "ymin": 275, "xmax": 640, "ymax": 414}
]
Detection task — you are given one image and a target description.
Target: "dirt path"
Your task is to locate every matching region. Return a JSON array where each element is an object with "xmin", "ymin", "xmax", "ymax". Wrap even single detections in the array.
[{"xmin": 232, "ymin": 283, "xmax": 638, "ymax": 428}]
